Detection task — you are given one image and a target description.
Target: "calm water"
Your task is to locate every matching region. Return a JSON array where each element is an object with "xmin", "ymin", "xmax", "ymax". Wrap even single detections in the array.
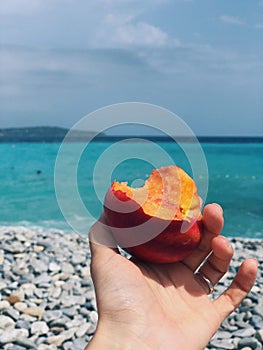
[{"xmin": 0, "ymin": 141, "xmax": 262, "ymax": 238}]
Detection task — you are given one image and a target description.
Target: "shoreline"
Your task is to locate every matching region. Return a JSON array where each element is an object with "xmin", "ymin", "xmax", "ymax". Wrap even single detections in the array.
[{"xmin": 0, "ymin": 226, "xmax": 262, "ymax": 350}]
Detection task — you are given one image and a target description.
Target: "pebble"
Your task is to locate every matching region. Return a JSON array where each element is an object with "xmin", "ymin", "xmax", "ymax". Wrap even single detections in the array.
[
  {"xmin": 73, "ymin": 337, "xmax": 89, "ymax": 350},
  {"xmin": 61, "ymin": 262, "xmax": 74, "ymax": 275},
  {"xmin": 71, "ymin": 252, "xmax": 86, "ymax": 265},
  {"xmin": 254, "ymin": 305, "xmax": 263, "ymax": 318},
  {"xmin": 6, "ymin": 293, "xmax": 23, "ymax": 305},
  {"xmin": 46, "ymin": 334, "xmax": 67, "ymax": 347},
  {"xmin": 0, "ymin": 228, "xmax": 262, "ymax": 349},
  {"xmin": 0, "ymin": 315, "xmax": 15, "ymax": 329},
  {"xmin": 14, "ymin": 302, "xmax": 27, "ymax": 312},
  {"xmin": 233, "ymin": 327, "xmax": 256, "ymax": 337},
  {"xmin": 31, "ymin": 321, "xmax": 49, "ymax": 335},
  {"xmin": 21, "ymin": 306, "xmax": 45, "ymax": 320},
  {"xmin": 210, "ymin": 339, "xmax": 235, "ymax": 349},
  {"xmin": 75, "ymin": 322, "xmax": 92, "ymax": 338},
  {"xmin": 0, "ymin": 301, "xmax": 11, "ymax": 310},
  {"xmin": 15, "ymin": 337, "xmax": 38, "ymax": 349},
  {"xmin": 48, "ymin": 262, "xmax": 61, "ymax": 273},
  {"xmin": 0, "ymin": 281, "xmax": 7, "ymax": 290},
  {"xmin": 43, "ymin": 310, "xmax": 63, "ymax": 323},
  {"xmin": 0, "ymin": 328, "xmax": 29, "ymax": 344},
  {"xmin": 3, "ymin": 308, "xmax": 20, "ymax": 321},
  {"xmin": 237, "ymin": 337, "xmax": 262, "ymax": 349},
  {"xmin": 256, "ymin": 329, "xmax": 263, "ymax": 343}
]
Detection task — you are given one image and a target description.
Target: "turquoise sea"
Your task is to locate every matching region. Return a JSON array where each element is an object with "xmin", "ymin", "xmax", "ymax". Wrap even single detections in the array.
[{"xmin": 0, "ymin": 141, "xmax": 262, "ymax": 239}]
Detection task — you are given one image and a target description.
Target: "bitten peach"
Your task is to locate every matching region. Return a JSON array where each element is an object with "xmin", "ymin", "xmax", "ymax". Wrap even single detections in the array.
[{"xmin": 104, "ymin": 165, "xmax": 203, "ymax": 263}]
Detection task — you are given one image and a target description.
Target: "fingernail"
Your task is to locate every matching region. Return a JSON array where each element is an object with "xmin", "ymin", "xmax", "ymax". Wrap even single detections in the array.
[
  {"xmin": 218, "ymin": 235, "xmax": 233, "ymax": 249},
  {"xmin": 212, "ymin": 203, "xmax": 223, "ymax": 215}
]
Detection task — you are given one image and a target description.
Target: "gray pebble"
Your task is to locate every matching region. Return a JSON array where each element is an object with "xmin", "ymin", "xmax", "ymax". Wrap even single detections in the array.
[
  {"xmin": 209, "ymin": 339, "xmax": 235, "ymax": 349},
  {"xmin": 31, "ymin": 259, "xmax": 48, "ymax": 274},
  {"xmin": 61, "ymin": 306, "xmax": 79, "ymax": 318},
  {"xmin": 233, "ymin": 327, "xmax": 256, "ymax": 337},
  {"xmin": 49, "ymin": 286, "xmax": 61, "ymax": 299},
  {"xmin": 0, "ymin": 301, "xmax": 10, "ymax": 310},
  {"xmin": 33, "ymin": 274, "xmax": 51, "ymax": 285},
  {"xmin": 238, "ymin": 337, "xmax": 262, "ymax": 350},
  {"xmin": 251, "ymin": 315, "xmax": 263, "ymax": 329},
  {"xmin": 49, "ymin": 316, "xmax": 71, "ymax": 328},
  {"xmin": 215, "ymin": 331, "xmax": 232, "ymax": 339},
  {"xmin": 89, "ymin": 310, "xmax": 98, "ymax": 324},
  {"xmin": 30, "ymin": 321, "xmax": 49, "ymax": 335},
  {"xmin": 256, "ymin": 329, "xmax": 263, "ymax": 343},
  {"xmin": 16, "ymin": 319, "xmax": 31, "ymax": 329},
  {"xmin": 75, "ymin": 322, "xmax": 92, "ymax": 338},
  {"xmin": 61, "ymin": 262, "xmax": 74, "ymax": 275},
  {"xmin": 2, "ymin": 241, "xmax": 25, "ymax": 253},
  {"xmin": 0, "ymin": 328, "xmax": 29, "ymax": 344},
  {"xmin": 0, "ymin": 315, "xmax": 15, "ymax": 328},
  {"xmin": 72, "ymin": 253, "xmax": 86, "ymax": 265},
  {"xmin": 3, "ymin": 307, "xmax": 20, "ymax": 321},
  {"xmin": 62, "ymin": 341, "xmax": 74, "ymax": 350},
  {"xmin": 15, "ymin": 338, "xmax": 38, "ymax": 349},
  {"xmin": 48, "ymin": 262, "xmax": 61, "ymax": 273},
  {"xmin": 3, "ymin": 345, "xmax": 27, "ymax": 350},
  {"xmin": 43, "ymin": 310, "xmax": 63, "ymax": 323},
  {"xmin": 254, "ymin": 305, "xmax": 263, "ymax": 318},
  {"xmin": 73, "ymin": 337, "xmax": 89, "ymax": 350}
]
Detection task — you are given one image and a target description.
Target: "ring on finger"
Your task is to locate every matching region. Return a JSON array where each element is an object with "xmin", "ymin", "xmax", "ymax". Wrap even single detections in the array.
[{"xmin": 194, "ymin": 271, "xmax": 214, "ymax": 294}]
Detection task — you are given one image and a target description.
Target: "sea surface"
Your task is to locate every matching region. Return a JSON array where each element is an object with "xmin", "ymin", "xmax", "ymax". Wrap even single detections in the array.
[{"xmin": 0, "ymin": 140, "xmax": 262, "ymax": 239}]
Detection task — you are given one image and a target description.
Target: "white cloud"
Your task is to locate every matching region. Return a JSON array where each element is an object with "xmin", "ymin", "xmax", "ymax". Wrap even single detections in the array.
[
  {"xmin": 136, "ymin": 43, "xmax": 263, "ymax": 79},
  {"xmin": 109, "ymin": 22, "xmax": 173, "ymax": 47},
  {"xmin": 254, "ymin": 23, "xmax": 263, "ymax": 29},
  {"xmin": 220, "ymin": 15, "xmax": 246, "ymax": 25},
  {"xmin": 0, "ymin": 0, "xmax": 178, "ymax": 49},
  {"xmin": 93, "ymin": 11, "xmax": 180, "ymax": 48}
]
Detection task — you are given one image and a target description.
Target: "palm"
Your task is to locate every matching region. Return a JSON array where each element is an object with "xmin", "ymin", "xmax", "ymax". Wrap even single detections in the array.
[
  {"xmin": 91, "ymin": 252, "xmax": 219, "ymax": 349},
  {"xmin": 88, "ymin": 204, "xmax": 257, "ymax": 350}
]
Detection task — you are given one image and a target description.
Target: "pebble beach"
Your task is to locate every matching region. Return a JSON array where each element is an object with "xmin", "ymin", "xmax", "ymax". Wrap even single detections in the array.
[{"xmin": 0, "ymin": 227, "xmax": 262, "ymax": 350}]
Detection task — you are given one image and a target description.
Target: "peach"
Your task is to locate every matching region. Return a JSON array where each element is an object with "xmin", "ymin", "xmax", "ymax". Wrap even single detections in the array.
[{"xmin": 104, "ymin": 165, "xmax": 203, "ymax": 263}]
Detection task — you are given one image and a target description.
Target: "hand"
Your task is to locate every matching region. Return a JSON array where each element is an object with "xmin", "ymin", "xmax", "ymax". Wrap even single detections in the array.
[{"xmin": 85, "ymin": 204, "xmax": 258, "ymax": 350}]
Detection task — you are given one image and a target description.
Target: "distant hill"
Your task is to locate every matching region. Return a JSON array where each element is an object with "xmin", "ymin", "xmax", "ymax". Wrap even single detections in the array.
[
  {"xmin": 0, "ymin": 126, "xmax": 100, "ymax": 142},
  {"xmin": 0, "ymin": 126, "xmax": 262, "ymax": 143}
]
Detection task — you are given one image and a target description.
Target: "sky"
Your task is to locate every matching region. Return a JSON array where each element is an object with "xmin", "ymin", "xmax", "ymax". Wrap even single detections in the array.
[{"xmin": 0, "ymin": 0, "xmax": 262, "ymax": 136}]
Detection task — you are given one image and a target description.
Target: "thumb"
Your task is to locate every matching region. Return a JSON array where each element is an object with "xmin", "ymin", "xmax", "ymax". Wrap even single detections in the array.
[{"xmin": 89, "ymin": 213, "xmax": 119, "ymax": 262}]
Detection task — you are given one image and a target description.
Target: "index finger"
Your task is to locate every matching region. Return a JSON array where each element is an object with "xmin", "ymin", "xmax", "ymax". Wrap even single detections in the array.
[{"xmin": 182, "ymin": 203, "xmax": 224, "ymax": 271}]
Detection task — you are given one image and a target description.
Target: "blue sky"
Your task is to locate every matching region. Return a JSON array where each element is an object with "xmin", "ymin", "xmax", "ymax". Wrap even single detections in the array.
[{"xmin": 0, "ymin": 0, "xmax": 262, "ymax": 135}]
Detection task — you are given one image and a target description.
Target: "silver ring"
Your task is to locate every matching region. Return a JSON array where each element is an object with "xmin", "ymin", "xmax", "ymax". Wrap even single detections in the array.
[{"xmin": 194, "ymin": 271, "xmax": 214, "ymax": 294}]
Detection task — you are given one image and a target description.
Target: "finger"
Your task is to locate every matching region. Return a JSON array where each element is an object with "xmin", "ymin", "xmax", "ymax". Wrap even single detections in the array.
[
  {"xmin": 213, "ymin": 258, "xmax": 258, "ymax": 322},
  {"xmin": 89, "ymin": 213, "xmax": 120, "ymax": 262},
  {"xmin": 196, "ymin": 236, "xmax": 234, "ymax": 287},
  {"xmin": 183, "ymin": 203, "xmax": 224, "ymax": 271}
]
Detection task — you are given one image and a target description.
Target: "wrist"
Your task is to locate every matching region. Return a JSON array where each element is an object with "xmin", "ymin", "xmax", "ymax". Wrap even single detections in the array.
[{"xmin": 85, "ymin": 320, "xmax": 152, "ymax": 350}]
